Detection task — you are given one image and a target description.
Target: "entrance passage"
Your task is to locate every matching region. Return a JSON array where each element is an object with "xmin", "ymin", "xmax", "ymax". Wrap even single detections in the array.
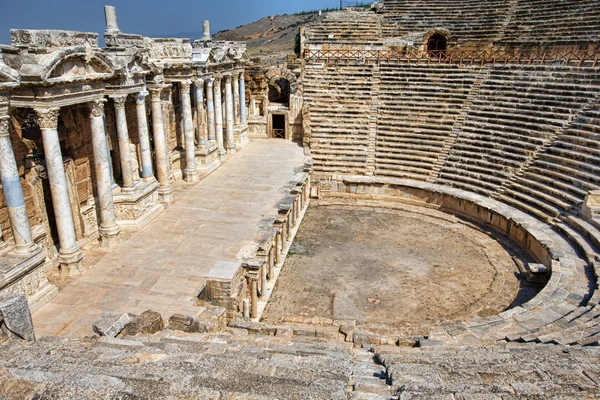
[
  {"xmin": 427, "ymin": 33, "xmax": 447, "ymax": 57},
  {"xmin": 272, "ymin": 114, "xmax": 286, "ymax": 139}
]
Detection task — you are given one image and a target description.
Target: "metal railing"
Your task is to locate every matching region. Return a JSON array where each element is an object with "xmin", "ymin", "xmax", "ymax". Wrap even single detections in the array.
[{"xmin": 303, "ymin": 49, "xmax": 600, "ymax": 67}]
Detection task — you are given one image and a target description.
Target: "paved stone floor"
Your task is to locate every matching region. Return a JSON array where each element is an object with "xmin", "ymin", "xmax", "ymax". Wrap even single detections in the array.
[{"xmin": 33, "ymin": 140, "xmax": 306, "ymax": 337}]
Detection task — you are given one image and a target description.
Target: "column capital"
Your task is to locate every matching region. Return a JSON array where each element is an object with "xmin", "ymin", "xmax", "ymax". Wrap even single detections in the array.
[
  {"xmin": 149, "ymin": 87, "xmax": 162, "ymax": 101},
  {"xmin": 0, "ymin": 115, "xmax": 9, "ymax": 137},
  {"xmin": 89, "ymin": 99, "xmax": 106, "ymax": 118},
  {"xmin": 224, "ymin": 74, "xmax": 232, "ymax": 83},
  {"xmin": 111, "ymin": 94, "xmax": 128, "ymax": 109},
  {"xmin": 195, "ymin": 77, "xmax": 204, "ymax": 87},
  {"xmin": 34, "ymin": 108, "xmax": 60, "ymax": 130},
  {"xmin": 213, "ymin": 75, "xmax": 222, "ymax": 85},
  {"xmin": 206, "ymin": 77, "xmax": 214, "ymax": 87},
  {"xmin": 136, "ymin": 90, "xmax": 149, "ymax": 104},
  {"xmin": 180, "ymin": 80, "xmax": 192, "ymax": 92}
]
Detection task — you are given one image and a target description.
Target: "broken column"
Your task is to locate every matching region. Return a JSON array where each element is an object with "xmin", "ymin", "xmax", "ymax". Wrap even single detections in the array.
[
  {"xmin": 104, "ymin": 6, "xmax": 121, "ymax": 35},
  {"xmin": 202, "ymin": 20, "xmax": 211, "ymax": 41},
  {"xmin": 0, "ymin": 292, "xmax": 35, "ymax": 341}
]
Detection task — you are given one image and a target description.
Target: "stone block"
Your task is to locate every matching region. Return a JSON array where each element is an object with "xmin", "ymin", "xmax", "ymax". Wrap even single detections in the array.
[
  {"xmin": 120, "ymin": 310, "xmax": 164, "ymax": 336},
  {"xmin": 92, "ymin": 312, "xmax": 131, "ymax": 338},
  {"xmin": 0, "ymin": 292, "xmax": 35, "ymax": 341},
  {"xmin": 195, "ymin": 305, "xmax": 227, "ymax": 333},
  {"xmin": 167, "ymin": 313, "xmax": 197, "ymax": 333}
]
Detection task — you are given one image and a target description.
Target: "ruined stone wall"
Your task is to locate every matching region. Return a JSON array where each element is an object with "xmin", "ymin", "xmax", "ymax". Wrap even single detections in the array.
[
  {"xmin": 245, "ymin": 65, "xmax": 268, "ymax": 118},
  {"xmin": 58, "ymin": 105, "xmax": 95, "ymax": 208}
]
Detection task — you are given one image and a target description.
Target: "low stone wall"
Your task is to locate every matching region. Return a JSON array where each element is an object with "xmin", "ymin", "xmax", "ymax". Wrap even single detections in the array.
[
  {"xmin": 311, "ymin": 175, "xmax": 592, "ymax": 343},
  {"xmin": 201, "ymin": 161, "xmax": 313, "ymax": 320}
]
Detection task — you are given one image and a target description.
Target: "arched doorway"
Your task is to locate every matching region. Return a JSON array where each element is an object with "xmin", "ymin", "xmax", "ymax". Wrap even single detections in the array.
[{"xmin": 427, "ymin": 33, "xmax": 447, "ymax": 57}]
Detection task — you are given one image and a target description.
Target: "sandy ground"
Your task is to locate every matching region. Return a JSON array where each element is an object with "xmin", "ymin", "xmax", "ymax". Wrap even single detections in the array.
[{"xmin": 262, "ymin": 203, "xmax": 527, "ymax": 328}]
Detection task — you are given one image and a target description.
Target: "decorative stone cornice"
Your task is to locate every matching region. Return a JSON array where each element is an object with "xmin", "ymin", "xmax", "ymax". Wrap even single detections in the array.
[
  {"xmin": 89, "ymin": 99, "xmax": 106, "ymax": 118},
  {"xmin": 0, "ymin": 116, "xmax": 10, "ymax": 137},
  {"xmin": 34, "ymin": 108, "xmax": 60, "ymax": 130},
  {"xmin": 111, "ymin": 95, "xmax": 128, "ymax": 109}
]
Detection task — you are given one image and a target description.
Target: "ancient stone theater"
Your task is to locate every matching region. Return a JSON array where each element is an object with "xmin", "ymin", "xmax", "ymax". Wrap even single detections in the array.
[{"xmin": 1, "ymin": 0, "xmax": 600, "ymax": 398}]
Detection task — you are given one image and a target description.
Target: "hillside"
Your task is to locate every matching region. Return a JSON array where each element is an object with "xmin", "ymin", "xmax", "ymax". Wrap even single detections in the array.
[{"xmin": 214, "ymin": 13, "xmax": 325, "ymax": 65}]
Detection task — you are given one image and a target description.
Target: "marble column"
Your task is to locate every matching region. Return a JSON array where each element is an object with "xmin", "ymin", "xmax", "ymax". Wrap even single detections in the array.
[
  {"xmin": 224, "ymin": 75, "xmax": 236, "ymax": 153},
  {"xmin": 240, "ymin": 72, "xmax": 247, "ymax": 124},
  {"xmin": 206, "ymin": 78, "xmax": 216, "ymax": 142},
  {"xmin": 195, "ymin": 78, "xmax": 208, "ymax": 146},
  {"xmin": 136, "ymin": 91, "xmax": 154, "ymax": 181},
  {"xmin": 35, "ymin": 108, "xmax": 83, "ymax": 275},
  {"xmin": 213, "ymin": 76, "xmax": 226, "ymax": 158},
  {"xmin": 112, "ymin": 95, "xmax": 135, "ymax": 192},
  {"xmin": 89, "ymin": 100, "xmax": 121, "ymax": 247},
  {"xmin": 150, "ymin": 88, "xmax": 173, "ymax": 204},
  {"xmin": 0, "ymin": 116, "xmax": 37, "ymax": 254},
  {"xmin": 181, "ymin": 81, "xmax": 198, "ymax": 183},
  {"xmin": 233, "ymin": 74, "xmax": 241, "ymax": 125}
]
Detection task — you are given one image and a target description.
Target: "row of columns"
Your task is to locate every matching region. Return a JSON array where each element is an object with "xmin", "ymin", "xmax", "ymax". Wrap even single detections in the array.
[{"xmin": 0, "ymin": 72, "xmax": 247, "ymax": 272}]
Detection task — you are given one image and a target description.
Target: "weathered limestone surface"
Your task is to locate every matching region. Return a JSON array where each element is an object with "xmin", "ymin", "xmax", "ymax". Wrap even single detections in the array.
[
  {"xmin": 0, "ymin": 292, "xmax": 35, "ymax": 341},
  {"xmin": 32, "ymin": 140, "xmax": 306, "ymax": 337}
]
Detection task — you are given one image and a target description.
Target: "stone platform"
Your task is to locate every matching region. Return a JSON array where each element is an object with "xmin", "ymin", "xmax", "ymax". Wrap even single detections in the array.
[{"xmin": 32, "ymin": 140, "xmax": 307, "ymax": 337}]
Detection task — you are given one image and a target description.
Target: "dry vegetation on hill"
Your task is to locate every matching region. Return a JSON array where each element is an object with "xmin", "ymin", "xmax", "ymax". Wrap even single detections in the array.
[{"xmin": 214, "ymin": 13, "xmax": 325, "ymax": 65}]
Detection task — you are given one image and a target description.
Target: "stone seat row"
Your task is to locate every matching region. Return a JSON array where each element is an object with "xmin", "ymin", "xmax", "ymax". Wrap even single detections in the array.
[
  {"xmin": 373, "ymin": 341, "xmax": 600, "ymax": 397},
  {"xmin": 0, "ymin": 332, "xmax": 361, "ymax": 400}
]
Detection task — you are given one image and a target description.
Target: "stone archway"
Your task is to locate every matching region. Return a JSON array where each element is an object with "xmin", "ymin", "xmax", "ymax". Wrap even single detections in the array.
[{"xmin": 423, "ymin": 28, "xmax": 452, "ymax": 57}]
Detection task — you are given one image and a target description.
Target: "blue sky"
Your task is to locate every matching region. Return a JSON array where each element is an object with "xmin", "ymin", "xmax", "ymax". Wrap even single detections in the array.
[{"xmin": 0, "ymin": 0, "xmax": 353, "ymax": 45}]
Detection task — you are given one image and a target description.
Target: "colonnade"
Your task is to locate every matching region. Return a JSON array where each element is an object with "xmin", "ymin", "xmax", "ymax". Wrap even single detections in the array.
[{"xmin": 0, "ymin": 70, "xmax": 247, "ymax": 273}]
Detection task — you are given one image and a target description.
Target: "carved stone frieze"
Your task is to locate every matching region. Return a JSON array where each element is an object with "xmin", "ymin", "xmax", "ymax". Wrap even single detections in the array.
[
  {"xmin": 114, "ymin": 190, "xmax": 159, "ymax": 221},
  {"xmin": 10, "ymin": 29, "xmax": 98, "ymax": 48}
]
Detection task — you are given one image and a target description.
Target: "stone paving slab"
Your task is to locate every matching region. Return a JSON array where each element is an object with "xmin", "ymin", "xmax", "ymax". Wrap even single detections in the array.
[{"xmin": 32, "ymin": 140, "xmax": 306, "ymax": 337}]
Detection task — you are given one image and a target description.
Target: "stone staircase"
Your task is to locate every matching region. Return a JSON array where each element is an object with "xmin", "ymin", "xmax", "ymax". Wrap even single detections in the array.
[
  {"xmin": 430, "ymin": 66, "xmax": 491, "ymax": 181},
  {"xmin": 497, "ymin": 100, "xmax": 600, "ymax": 224},
  {"xmin": 435, "ymin": 65, "xmax": 600, "ymax": 197},
  {"xmin": 375, "ymin": 64, "xmax": 480, "ymax": 181},
  {"xmin": 304, "ymin": 63, "xmax": 374, "ymax": 177}
]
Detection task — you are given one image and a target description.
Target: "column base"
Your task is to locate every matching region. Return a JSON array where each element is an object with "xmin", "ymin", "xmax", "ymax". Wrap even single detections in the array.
[
  {"xmin": 158, "ymin": 185, "xmax": 173, "ymax": 204},
  {"xmin": 57, "ymin": 247, "xmax": 84, "ymax": 277},
  {"xmin": 13, "ymin": 242, "xmax": 39, "ymax": 256},
  {"xmin": 121, "ymin": 186, "xmax": 136, "ymax": 194},
  {"xmin": 98, "ymin": 224, "xmax": 121, "ymax": 248},
  {"xmin": 226, "ymin": 144, "xmax": 237, "ymax": 155},
  {"xmin": 218, "ymin": 148, "xmax": 227, "ymax": 162},
  {"xmin": 184, "ymin": 168, "xmax": 200, "ymax": 183}
]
